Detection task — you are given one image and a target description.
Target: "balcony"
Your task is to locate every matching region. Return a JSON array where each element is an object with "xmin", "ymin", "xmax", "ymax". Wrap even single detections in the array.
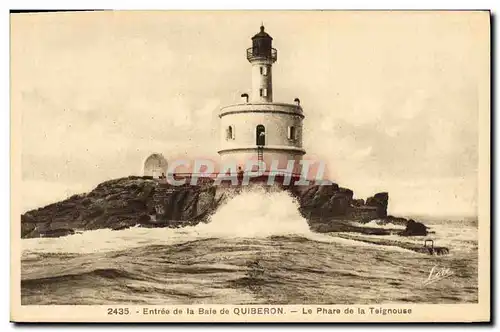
[
  {"xmin": 246, "ymin": 47, "xmax": 277, "ymax": 63},
  {"xmin": 219, "ymin": 102, "xmax": 304, "ymax": 118}
]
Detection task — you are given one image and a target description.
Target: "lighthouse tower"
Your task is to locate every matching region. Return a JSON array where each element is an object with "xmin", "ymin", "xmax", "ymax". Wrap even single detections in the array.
[{"xmin": 218, "ymin": 25, "xmax": 306, "ymax": 175}]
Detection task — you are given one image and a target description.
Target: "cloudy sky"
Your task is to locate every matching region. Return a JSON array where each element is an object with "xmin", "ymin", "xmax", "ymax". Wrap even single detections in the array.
[{"xmin": 12, "ymin": 11, "xmax": 488, "ymax": 216}]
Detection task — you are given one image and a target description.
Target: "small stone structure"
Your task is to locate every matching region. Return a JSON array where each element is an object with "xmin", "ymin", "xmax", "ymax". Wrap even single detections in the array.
[{"xmin": 143, "ymin": 153, "xmax": 168, "ymax": 179}]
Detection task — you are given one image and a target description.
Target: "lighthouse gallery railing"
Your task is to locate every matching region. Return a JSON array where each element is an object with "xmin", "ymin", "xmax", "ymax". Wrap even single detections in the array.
[{"xmin": 246, "ymin": 47, "xmax": 277, "ymax": 62}]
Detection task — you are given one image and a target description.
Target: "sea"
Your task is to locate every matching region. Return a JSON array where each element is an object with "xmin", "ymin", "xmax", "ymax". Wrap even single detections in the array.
[{"xmin": 21, "ymin": 188, "xmax": 478, "ymax": 305}]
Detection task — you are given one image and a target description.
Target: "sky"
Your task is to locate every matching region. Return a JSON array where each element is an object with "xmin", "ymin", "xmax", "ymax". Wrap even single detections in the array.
[{"xmin": 11, "ymin": 11, "xmax": 488, "ymax": 216}]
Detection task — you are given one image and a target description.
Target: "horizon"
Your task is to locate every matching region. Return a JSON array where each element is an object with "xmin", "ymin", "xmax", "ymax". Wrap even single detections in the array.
[{"xmin": 12, "ymin": 11, "xmax": 484, "ymax": 217}]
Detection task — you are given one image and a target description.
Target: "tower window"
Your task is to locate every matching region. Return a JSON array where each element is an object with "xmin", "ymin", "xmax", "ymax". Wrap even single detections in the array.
[
  {"xmin": 288, "ymin": 126, "xmax": 296, "ymax": 140},
  {"xmin": 260, "ymin": 66, "xmax": 268, "ymax": 76},
  {"xmin": 260, "ymin": 88, "xmax": 268, "ymax": 97},
  {"xmin": 226, "ymin": 126, "xmax": 235, "ymax": 140}
]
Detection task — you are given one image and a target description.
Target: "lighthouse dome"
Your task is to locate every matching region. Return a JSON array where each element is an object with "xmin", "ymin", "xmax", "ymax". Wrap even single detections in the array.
[{"xmin": 252, "ymin": 25, "xmax": 273, "ymax": 40}]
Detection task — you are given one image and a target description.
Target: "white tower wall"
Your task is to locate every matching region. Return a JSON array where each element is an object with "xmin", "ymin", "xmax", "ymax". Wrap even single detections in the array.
[
  {"xmin": 219, "ymin": 107, "xmax": 303, "ymax": 150},
  {"xmin": 219, "ymin": 150, "xmax": 304, "ymax": 174},
  {"xmin": 251, "ymin": 59, "xmax": 273, "ymax": 102},
  {"xmin": 219, "ymin": 103, "xmax": 305, "ymax": 172}
]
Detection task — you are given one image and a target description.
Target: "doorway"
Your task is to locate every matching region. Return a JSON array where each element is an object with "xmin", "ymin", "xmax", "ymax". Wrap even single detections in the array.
[{"xmin": 256, "ymin": 125, "xmax": 266, "ymax": 146}]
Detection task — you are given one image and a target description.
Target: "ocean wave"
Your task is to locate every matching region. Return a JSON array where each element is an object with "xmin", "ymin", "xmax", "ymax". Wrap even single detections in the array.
[
  {"xmin": 21, "ymin": 232, "xmax": 479, "ymax": 305},
  {"xmin": 352, "ymin": 219, "xmax": 407, "ymax": 230},
  {"xmin": 21, "ymin": 268, "xmax": 142, "ymax": 287}
]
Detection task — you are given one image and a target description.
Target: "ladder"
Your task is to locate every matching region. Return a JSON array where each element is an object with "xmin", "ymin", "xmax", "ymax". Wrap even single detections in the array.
[{"xmin": 257, "ymin": 146, "xmax": 264, "ymax": 162}]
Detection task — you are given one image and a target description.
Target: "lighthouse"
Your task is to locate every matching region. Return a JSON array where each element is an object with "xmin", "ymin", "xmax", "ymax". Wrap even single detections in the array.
[{"xmin": 218, "ymin": 25, "xmax": 306, "ymax": 176}]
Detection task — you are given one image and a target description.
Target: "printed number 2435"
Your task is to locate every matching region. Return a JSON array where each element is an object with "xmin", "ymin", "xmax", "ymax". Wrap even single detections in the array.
[{"xmin": 107, "ymin": 308, "xmax": 130, "ymax": 315}]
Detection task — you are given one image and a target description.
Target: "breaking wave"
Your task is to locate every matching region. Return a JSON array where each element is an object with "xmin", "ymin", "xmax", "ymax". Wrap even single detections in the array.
[{"xmin": 196, "ymin": 187, "xmax": 311, "ymax": 237}]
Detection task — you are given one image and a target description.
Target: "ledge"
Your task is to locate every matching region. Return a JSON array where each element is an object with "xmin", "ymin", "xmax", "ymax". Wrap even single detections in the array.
[
  {"xmin": 218, "ymin": 145, "xmax": 306, "ymax": 155},
  {"xmin": 219, "ymin": 102, "xmax": 304, "ymax": 118}
]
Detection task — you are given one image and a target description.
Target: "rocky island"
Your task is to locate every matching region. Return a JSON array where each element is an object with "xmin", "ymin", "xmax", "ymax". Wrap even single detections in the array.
[{"xmin": 21, "ymin": 176, "xmax": 432, "ymax": 243}]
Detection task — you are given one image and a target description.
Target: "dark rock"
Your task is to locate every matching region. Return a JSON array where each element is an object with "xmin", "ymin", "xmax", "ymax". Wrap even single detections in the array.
[
  {"xmin": 399, "ymin": 219, "xmax": 428, "ymax": 236},
  {"xmin": 381, "ymin": 215, "xmax": 409, "ymax": 226},
  {"xmin": 292, "ymin": 184, "xmax": 354, "ymax": 219},
  {"xmin": 21, "ymin": 222, "xmax": 37, "ymax": 238},
  {"xmin": 81, "ymin": 197, "xmax": 92, "ymax": 206},
  {"xmin": 40, "ymin": 228, "xmax": 75, "ymax": 238},
  {"xmin": 309, "ymin": 220, "xmax": 396, "ymax": 235},
  {"xmin": 366, "ymin": 192, "xmax": 388, "ymax": 217},
  {"xmin": 351, "ymin": 199, "xmax": 365, "ymax": 207},
  {"xmin": 138, "ymin": 213, "xmax": 151, "ymax": 223}
]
